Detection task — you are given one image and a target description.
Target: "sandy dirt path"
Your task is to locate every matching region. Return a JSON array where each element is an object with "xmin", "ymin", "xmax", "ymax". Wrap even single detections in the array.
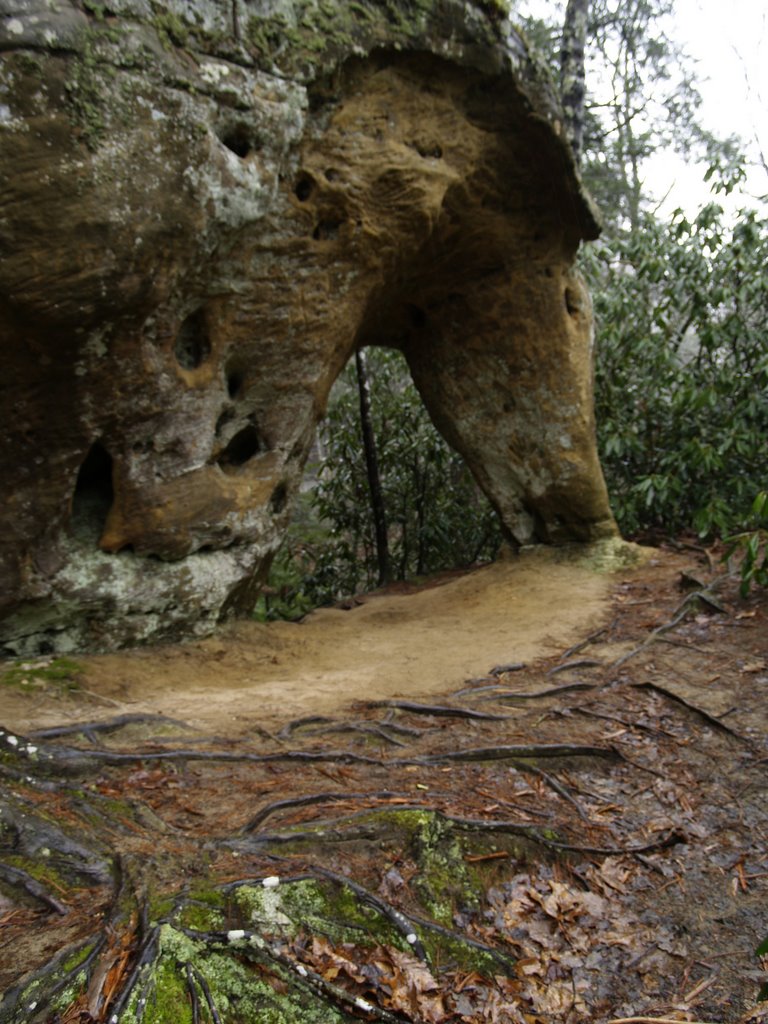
[{"xmin": 3, "ymin": 547, "xmax": 622, "ymax": 735}]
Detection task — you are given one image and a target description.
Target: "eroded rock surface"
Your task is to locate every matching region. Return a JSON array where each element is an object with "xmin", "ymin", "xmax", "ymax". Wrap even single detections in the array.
[{"xmin": 0, "ymin": 0, "xmax": 616, "ymax": 653}]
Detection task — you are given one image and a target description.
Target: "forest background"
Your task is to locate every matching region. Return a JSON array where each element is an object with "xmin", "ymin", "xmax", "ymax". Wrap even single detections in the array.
[{"xmin": 257, "ymin": 0, "xmax": 768, "ymax": 621}]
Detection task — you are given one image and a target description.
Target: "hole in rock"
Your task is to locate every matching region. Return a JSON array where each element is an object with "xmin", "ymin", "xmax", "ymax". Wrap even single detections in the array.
[
  {"xmin": 411, "ymin": 140, "xmax": 443, "ymax": 159},
  {"xmin": 407, "ymin": 304, "xmax": 426, "ymax": 328},
  {"xmin": 71, "ymin": 440, "xmax": 114, "ymax": 543},
  {"xmin": 226, "ymin": 369, "xmax": 244, "ymax": 399},
  {"xmin": 219, "ymin": 124, "xmax": 255, "ymax": 158},
  {"xmin": 270, "ymin": 482, "xmax": 288, "ymax": 514},
  {"xmin": 294, "ymin": 173, "xmax": 314, "ymax": 201},
  {"xmin": 174, "ymin": 309, "xmax": 211, "ymax": 370},
  {"xmin": 217, "ymin": 425, "xmax": 261, "ymax": 469},
  {"xmin": 312, "ymin": 219, "xmax": 343, "ymax": 241},
  {"xmin": 564, "ymin": 286, "xmax": 580, "ymax": 316}
]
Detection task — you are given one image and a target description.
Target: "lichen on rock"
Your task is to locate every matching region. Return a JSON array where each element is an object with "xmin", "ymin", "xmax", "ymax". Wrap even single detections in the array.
[{"xmin": 0, "ymin": 0, "xmax": 615, "ymax": 653}]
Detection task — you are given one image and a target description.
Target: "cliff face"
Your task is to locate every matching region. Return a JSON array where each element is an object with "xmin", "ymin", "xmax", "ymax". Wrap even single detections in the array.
[{"xmin": 0, "ymin": 0, "xmax": 616, "ymax": 654}]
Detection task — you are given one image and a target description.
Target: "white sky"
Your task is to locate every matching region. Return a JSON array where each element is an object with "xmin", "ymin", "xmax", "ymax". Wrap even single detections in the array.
[
  {"xmin": 650, "ymin": 0, "xmax": 767, "ymax": 214},
  {"xmin": 516, "ymin": 0, "xmax": 768, "ymax": 216}
]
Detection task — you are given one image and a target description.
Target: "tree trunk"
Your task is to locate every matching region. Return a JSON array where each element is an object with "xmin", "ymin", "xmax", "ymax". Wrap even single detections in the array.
[
  {"xmin": 355, "ymin": 348, "xmax": 391, "ymax": 586},
  {"xmin": 560, "ymin": 0, "xmax": 589, "ymax": 166}
]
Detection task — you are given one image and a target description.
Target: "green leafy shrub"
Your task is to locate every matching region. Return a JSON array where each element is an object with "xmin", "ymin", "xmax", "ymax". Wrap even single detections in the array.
[
  {"xmin": 723, "ymin": 491, "xmax": 768, "ymax": 596},
  {"xmin": 586, "ymin": 203, "xmax": 768, "ymax": 539}
]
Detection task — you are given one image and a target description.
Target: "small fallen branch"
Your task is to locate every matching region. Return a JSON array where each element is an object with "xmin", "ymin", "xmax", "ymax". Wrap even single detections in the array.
[
  {"xmin": 489, "ymin": 662, "xmax": 526, "ymax": 676},
  {"xmin": 560, "ymin": 624, "xmax": 612, "ymax": 659},
  {"xmin": 511, "ymin": 761, "xmax": 591, "ymax": 820}
]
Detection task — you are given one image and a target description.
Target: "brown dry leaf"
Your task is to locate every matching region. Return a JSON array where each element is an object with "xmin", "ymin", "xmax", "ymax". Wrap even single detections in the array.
[
  {"xmin": 742, "ymin": 660, "xmax": 766, "ymax": 673},
  {"xmin": 387, "ymin": 948, "xmax": 440, "ymax": 992},
  {"xmin": 517, "ymin": 957, "xmax": 544, "ymax": 977},
  {"xmin": 310, "ymin": 936, "xmax": 367, "ymax": 985},
  {"xmin": 587, "ymin": 855, "xmax": 632, "ymax": 894}
]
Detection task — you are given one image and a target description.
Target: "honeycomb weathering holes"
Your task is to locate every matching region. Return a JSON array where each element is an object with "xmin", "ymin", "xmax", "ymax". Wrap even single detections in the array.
[
  {"xmin": 174, "ymin": 309, "xmax": 211, "ymax": 370},
  {"xmin": 71, "ymin": 441, "xmax": 114, "ymax": 543},
  {"xmin": 294, "ymin": 173, "xmax": 314, "ymax": 201},
  {"xmin": 219, "ymin": 124, "xmax": 255, "ymax": 159},
  {"xmin": 216, "ymin": 425, "xmax": 261, "ymax": 469}
]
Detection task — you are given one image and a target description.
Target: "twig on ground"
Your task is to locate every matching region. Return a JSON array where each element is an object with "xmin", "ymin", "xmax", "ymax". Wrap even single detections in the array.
[
  {"xmin": 510, "ymin": 760, "xmax": 591, "ymax": 820},
  {"xmin": 572, "ymin": 706, "xmax": 677, "ymax": 739},
  {"xmin": 614, "ymin": 588, "xmax": 727, "ymax": 669},
  {"xmin": 560, "ymin": 625, "xmax": 611, "ymax": 660},
  {"xmin": 489, "ymin": 662, "xmax": 526, "ymax": 676}
]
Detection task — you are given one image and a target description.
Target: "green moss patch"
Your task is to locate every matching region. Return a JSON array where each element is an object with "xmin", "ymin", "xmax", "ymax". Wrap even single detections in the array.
[{"xmin": 0, "ymin": 656, "xmax": 82, "ymax": 693}]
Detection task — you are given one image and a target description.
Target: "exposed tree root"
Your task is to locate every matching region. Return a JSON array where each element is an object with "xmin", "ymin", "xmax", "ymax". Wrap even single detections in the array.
[
  {"xmin": 240, "ymin": 791, "xmax": 413, "ymax": 834},
  {"xmin": 1, "ymin": 572, "xmax": 765, "ymax": 1023},
  {"xmin": 365, "ymin": 700, "xmax": 511, "ymax": 721},
  {"xmin": 546, "ymin": 658, "xmax": 603, "ymax": 676},
  {"xmin": 0, "ymin": 862, "xmax": 68, "ymax": 915},
  {"xmin": 630, "ymin": 681, "xmax": 750, "ymax": 742},
  {"xmin": 28, "ymin": 713, "xmax": 192, "ymax": 742}
]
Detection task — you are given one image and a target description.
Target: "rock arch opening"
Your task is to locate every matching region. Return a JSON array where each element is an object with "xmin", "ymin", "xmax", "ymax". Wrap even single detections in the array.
[
  {"xmin": 0, "ymin": 14, "xmax": 620, "ymax": 654},
  {"xmin": 292, "ymin": 345, "xmax": 502, "ymax": 607}
]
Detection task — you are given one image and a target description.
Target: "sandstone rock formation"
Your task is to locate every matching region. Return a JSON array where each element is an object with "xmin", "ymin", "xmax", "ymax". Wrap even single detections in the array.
[{"xmin": 0, "ymin": 0, "xmax": 617, "ymax": 654}]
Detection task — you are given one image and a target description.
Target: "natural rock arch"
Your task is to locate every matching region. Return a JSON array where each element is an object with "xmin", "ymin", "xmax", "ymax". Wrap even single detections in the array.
[{"xmin": 0, "ymin": 0, "xmax": 616, "ymax": 654}]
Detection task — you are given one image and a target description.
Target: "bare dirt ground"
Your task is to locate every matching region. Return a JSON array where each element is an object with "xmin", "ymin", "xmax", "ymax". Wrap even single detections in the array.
[
  {"xmin": 2, "ymin": 542, "xmax": 768, "ymax": 1024},
  {"xmin": 2, "ymin": 547, "xmax": 617, "ymax": 736}
]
